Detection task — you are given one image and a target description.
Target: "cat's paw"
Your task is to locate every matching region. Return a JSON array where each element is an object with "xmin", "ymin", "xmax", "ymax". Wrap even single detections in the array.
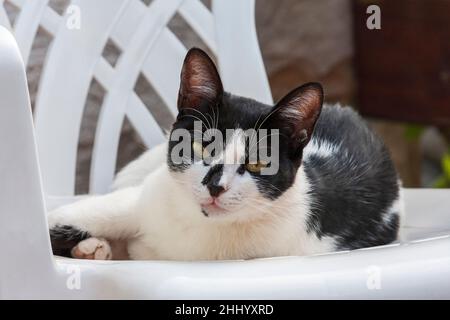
[{"xmin": 71, "ymin": 237, "xmax": 112, "ymax": 260}]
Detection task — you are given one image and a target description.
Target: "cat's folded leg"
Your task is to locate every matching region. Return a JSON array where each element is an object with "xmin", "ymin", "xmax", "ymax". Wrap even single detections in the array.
[{"xmin": 48, "ymin": 186, "xmax": 141, "ymax": 259}]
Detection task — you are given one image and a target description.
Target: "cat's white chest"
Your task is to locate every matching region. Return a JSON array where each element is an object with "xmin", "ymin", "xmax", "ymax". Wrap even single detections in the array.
[
  {"xmin": 129, "ymin": 214, "xmax": 333, "ymax": 260},
  {"xmin": 129, "ymin": 217, "xmax": 295, "ymax": 260},
  {"xmin": 126, "ymin": 165, "xmax": 335, "ymax": 260}
]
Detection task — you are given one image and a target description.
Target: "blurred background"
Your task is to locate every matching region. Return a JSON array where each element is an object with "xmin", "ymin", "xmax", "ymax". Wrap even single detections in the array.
[{"xmin": 3, "ymin": 0, "xmax": 450, "ymax": 193}]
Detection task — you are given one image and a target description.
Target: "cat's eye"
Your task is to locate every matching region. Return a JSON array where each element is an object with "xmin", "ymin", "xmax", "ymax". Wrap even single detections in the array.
[
  {"xmin": 246, "ymin": 161, "xmax": 268, "ymax": 173},
  {"xmin": 192, "ymin": 141, "xmax": 210, "ymax": 159}
]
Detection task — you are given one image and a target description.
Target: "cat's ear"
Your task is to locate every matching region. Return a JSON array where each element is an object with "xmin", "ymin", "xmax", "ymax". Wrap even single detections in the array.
[
  {"xmin": 177, "ymin": 48, "xmax": 223, "ymax": 112},
  {"xmin": 270, "ymin": 82, "xmax": 323, "ymax": 151}
]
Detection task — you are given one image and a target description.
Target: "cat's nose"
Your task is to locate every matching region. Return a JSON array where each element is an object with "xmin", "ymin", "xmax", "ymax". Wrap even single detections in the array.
[
  {"xmin": 202, "ymin": 164, "xmax": 227, "ymax": 197},
  {"xmin": 207, "ymin": 184, "xmax": 226, "ymax": 197}
]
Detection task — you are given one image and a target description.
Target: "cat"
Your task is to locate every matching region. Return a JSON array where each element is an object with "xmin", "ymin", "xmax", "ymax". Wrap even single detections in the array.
[{"xmin": 48, "ymin": 48, "xmax": 402, "ymax": 261}]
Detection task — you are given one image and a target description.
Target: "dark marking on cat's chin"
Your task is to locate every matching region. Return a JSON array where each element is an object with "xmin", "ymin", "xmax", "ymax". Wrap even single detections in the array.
[
  {"xmin": 50, "ymin": 225, "xmax": 91, "ymax": 257},
  {"xmin": 201, "ymin": 209, "xmax": 209, "ymax": 217}
]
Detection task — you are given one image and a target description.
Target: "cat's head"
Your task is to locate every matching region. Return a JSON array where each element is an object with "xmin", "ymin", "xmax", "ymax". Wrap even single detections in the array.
[{"xmin": 167, "ymin": 48, "xmax": 323, "ymax": 221}]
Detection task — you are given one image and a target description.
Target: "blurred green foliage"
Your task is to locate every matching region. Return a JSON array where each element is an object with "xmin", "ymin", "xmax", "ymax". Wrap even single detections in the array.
[
  {"xmin": 404, "ymin": 124, "xmax": 449, "ymax": 188},
  {"xmin": 404, "ymin": 124, "xmax": 425, "ymax": 141},
  {"xmin": 434, "ymin": 152, "xmax": 450, "ymax": 188}
]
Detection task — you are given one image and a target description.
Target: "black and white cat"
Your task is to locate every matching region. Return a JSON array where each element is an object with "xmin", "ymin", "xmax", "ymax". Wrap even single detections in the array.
[{"xmin": 48, "ymin": 48, "xmax": 402, "ymax": 260}]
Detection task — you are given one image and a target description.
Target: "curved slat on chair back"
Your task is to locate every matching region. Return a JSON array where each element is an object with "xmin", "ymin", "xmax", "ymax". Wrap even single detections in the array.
[
  {"xmin": 1, "ymin": 0, "xmax": 272, "ymax": 196},
  {"xmin": 89, "ymin": 0, "xmax": 184, "ymax": 193},
  {"xmin": 34, "ymin": 0, "xmax": 131, "ymax": 196},
  {"xmin": 213, "ymin": 0, "xmax": 272, "ymax": 105}
]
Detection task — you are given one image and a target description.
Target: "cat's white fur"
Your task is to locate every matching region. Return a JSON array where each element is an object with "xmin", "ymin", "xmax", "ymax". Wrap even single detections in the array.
[{"xmin": 48, "ymin": 133, "xmax": 337, "ymax": 261}]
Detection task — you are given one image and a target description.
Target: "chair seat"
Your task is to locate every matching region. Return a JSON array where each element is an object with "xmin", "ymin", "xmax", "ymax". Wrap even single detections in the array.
[
  {"xmin": 47, "ymin": 188, "xmax": 450, "ymax": 299},
  {"xmin": 53, "ymin": 234, "xmax": 450, "ymax": 299}
]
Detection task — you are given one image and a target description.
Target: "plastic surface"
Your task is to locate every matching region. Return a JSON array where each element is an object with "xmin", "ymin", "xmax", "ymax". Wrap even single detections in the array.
[
  {"xmin": 0, "ymin": 25, "xmax": 56, "ymax": 298},
  {"xmin": 0, "ymin": 1, "xmax": 449, "ymax": 299}
]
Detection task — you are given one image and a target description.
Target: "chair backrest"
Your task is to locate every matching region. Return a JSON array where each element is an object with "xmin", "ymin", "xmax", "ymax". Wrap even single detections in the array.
[{"xmin": 0, "ymin": 0, "xmax": 272, "ymax": 196}]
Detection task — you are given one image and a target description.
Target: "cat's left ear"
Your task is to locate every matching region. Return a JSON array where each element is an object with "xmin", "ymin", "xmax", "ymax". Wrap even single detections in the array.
[
  {"xmin": 270, "ymin": 82, "xmax": 323, "ymax": 151},
  {"xmin": 177, "ymin": 48, "xmax": 223, "ymax": 112}
]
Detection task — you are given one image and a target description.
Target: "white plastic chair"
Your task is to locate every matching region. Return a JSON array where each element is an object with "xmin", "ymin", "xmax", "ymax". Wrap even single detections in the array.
[{"xmin": 1, "ymin": 0, "xmax": 450, "ymax": 299}]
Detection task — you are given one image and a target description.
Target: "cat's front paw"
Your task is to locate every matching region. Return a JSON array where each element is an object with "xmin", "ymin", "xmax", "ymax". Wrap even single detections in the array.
[{"xmin": 71, "ymin": 237, "xmax": 112, "ymax": 260}]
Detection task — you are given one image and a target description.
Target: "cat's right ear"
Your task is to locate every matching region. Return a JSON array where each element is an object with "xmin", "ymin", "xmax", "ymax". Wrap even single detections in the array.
[
  {"xmin": 177, "ymin": 48, "xmax": 223, "ymax": 112},
  {"xmin": 268, "ymin": 82, "xmax": 323, "ymax": 155}
]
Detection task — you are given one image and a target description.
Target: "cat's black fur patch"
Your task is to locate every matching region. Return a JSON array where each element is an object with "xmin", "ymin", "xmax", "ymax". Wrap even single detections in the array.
[
  {"xmin": 303, "ymin": 105, "xmax": 400, "ymax": 250},
  {"xmin": 50, "ymin": 225, "xmax": 91, "ymax": 257}
]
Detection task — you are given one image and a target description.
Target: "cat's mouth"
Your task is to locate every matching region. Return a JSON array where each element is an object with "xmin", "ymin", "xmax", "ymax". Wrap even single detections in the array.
[{"xmin": 200, "ymin": 199, "xmax": 229, "ymax": 217}]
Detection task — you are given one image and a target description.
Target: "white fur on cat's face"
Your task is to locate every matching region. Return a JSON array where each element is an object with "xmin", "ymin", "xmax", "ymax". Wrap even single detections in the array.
[{"xmin": 171, "ymin": 130, "xmax": 268, "ymax": 222}]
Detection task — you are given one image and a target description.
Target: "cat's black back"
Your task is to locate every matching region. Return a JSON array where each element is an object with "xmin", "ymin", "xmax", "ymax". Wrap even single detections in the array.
[{"xmin": 303, "ymin": 105, "xmax": 400, "ymax": 250}]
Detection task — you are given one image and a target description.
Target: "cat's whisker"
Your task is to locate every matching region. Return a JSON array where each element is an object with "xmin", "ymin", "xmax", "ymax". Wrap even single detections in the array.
[
  {"xmin": 214, "ymin": 105, "xmax": 220, "ymax": 132},
  {"xmin": 188, "ymin": 129, "xmax": 204, "ymax": 137},
  {"xmin": 181, "ymin": 108, "xmax": 212, "ymax": 131},
  {"xmin": 205, "ymin": 113, "xmax": 214, "ymax": 130},
  {"xmin": 254, "ymin": 106, "xmax": 282, "ymax": 137},
  {"xmin": 248, "ymin": 132, "xmax": 281, "ymax": 155},
  {"xmin": 246, "ymin": 195, "xmax": 299, "ymax": 209},
  {"xmin": 248, "ymin": 113, "xmax": 264, "ymax": 150},
  {"xmin": 178, "ymin": 115, "xmax": 208, "ymax": 131},
  {"xmin": 244, "ymin": 202, "xmax": 278, "ymax": 217},
  {"xmin": 245, "ymin": 198, "xmax": 293, "ymax": 212},
  {"xmin": 253, "ymin": 180, "xmax": 283, "ymax": 194},
  {"xmin": 169, "ymin": 177, "xmax": 189, "ymax": 185},
  {"xmin": 208, "ymin": 104, "xmax": 217, "ymax": 129}
]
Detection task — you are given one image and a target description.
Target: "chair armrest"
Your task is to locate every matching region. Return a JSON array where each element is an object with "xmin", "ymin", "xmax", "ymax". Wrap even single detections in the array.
[{"xmin": 0, "ymin": 26, "xmax": 55, "ymax": 298}]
